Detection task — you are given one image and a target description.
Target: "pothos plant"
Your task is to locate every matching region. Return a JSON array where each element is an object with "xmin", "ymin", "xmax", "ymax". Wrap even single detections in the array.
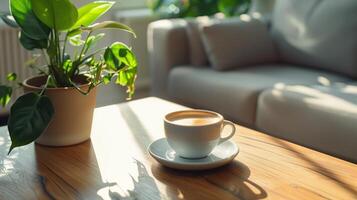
[{"xmin": 0, "ymin": 0, "xmax": 138, "ymax": 154}]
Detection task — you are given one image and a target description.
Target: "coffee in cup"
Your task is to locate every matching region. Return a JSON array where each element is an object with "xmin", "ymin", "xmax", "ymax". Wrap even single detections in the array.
[{"xmin": 164, "ymin": 110, "xmax": 236, "ymax": 159}]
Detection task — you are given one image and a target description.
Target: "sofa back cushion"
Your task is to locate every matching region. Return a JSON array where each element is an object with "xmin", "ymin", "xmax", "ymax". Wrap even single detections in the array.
[
  {"xmin": 186, "ymin": 20, "xmax": 209, "ymax": 66},
  {"xmin": 201, "ymin": 17, "xmax": 277, "ymax": 70},
  {"xmin": 271, "ymin": 0, "xmax": 357, "ymax": 78},
  {"xmin": 186, "ymin": 17, "xmax": 217, "ymax": 66}
]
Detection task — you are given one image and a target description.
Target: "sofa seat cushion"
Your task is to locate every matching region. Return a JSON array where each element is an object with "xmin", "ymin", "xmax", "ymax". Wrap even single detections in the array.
[
  {"xmin": 168, "ymin": 65, "xmax": 350, "ymax": 126},
  {"xmin": 256, "ymin": 83, "xmax": 357, "ymax": 162}
]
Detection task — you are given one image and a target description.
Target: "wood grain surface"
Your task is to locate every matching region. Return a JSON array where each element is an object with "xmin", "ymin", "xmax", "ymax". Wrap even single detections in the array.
[{"xmin": 0, "ymin": 97, "xmax": 356, "ymax": 200}]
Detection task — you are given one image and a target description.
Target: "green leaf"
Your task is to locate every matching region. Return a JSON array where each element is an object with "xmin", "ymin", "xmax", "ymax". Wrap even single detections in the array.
[
  {"xmin": 19, "ymin": 31, "xmax": 48, "ymax": 50},
  {"xmin": 0, "ymin": 14, "xmax": 19, "ymax": 28},
  {"xmin": 104, "ymin": 47, "xmax": 121, "ymax": 71},
  {"xmin": 7, "ymin": 92, "xmax": 54, "ymax": 154},
  {"xmin": 67, "ymin": 28, "xmax": 82, "ymax": 37},
  {"xmin": 0, "ymin": 86, "xmax": 12, "ymax": 107},
  {"xmin": 69, "ymin": 35, "xmax": 85, "ymax": 46},
  {"xmin": 71, "ymin": 1, "xmax": 115, "ymax": 30},
  {"xmin": 116, "ymin": 67, "xmax": 137, "ymax": 99},
  {"xmin": 7, "ymin": 73, "xmax": 17, "ymax": 81},
  {"xmin": 31, "ymin": 0, "xmax": 78, "ymax": 31},
  {"xmin": 218, "ymin": 0, "xmax": 251, "ymax": 16},
  {"xmin": 102, "ymin": 73, "xmax": 113, "ymax": 84},
  {"xmin": 10, "ymin": 0, "xmax": 50, "ymax": 40},
  {"xmin": 83, "ymin": 21, "xmax": 136, "ymax": 37},
  {"xmin": 104, "ymin": 42, "xmax": 137, "ymax": 71},
  {"xmin": 63, "ymin": 59, "xmax": 73, "ymax": 73},
  {"xmin": 116, "ymin": 67, "xmax": 137, "ymax": 86},
  {"xmin": 185, "ymin": 0, "xmax": 219, "ymax": 17},
  {"xmin": 84, "ymin": 33, "xmax": 105, "ymax": 52},
  {"xmin": 104, "ymin": 42, "xmax": 137, "ymax": 99}
]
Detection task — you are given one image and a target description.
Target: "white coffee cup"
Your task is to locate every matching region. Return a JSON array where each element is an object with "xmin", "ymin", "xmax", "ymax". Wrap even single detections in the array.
[{"xmin": 164, "ymin": 109, "xmax": 236, "ymax": 159}]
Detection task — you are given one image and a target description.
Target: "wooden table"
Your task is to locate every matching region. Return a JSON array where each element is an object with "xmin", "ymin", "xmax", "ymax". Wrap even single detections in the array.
[{"xmin": 0, "ymin": 97, "xmax": 356, "ymax": 200}]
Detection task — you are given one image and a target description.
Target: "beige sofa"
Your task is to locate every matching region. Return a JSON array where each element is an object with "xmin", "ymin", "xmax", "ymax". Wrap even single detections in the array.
[{"xmin": 148, "ymin": 0, "xmax": 357, "ymax": 163}]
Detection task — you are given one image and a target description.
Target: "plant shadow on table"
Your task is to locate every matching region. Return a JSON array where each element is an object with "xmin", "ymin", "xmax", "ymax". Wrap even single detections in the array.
[
  {"xmin": 34, "ymin": 140, "xmax": 117, "ymax": 199},
  {"xmin": 152, "ymin": 160, "xmax": 267, "ymax": 200},
  {"xmin": 0, "ymin": 131, "xmax": 89, "ymax": 199},
  {"xmin": 34, "ymin": 141, "xmax": 162, "ymax": 200},
  {"xmin": 108, "ymin": 159, "xmax": 162, "ymax": 200},
  {"xmin": 0, "ymin": 130, "xmax": 55, "ymax": 199},
  {"xmin": 1, "ymin": 122, "xmax": 157, "ymax": 200}
]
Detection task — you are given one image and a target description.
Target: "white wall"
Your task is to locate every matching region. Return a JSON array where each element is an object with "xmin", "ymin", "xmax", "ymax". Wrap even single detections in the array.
[{"xmin": 0, "ymin": 0, "xmax": 9, "ymax": 12}]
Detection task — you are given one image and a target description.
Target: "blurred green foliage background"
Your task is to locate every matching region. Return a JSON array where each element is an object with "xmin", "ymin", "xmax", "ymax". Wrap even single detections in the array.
[{"xmin": 148, "ymin": 0, "xmax": 251, "ymax": 18}]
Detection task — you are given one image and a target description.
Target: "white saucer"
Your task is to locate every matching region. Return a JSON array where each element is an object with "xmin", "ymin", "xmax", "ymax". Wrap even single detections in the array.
[{"xmin": 148, "ymin": 138, "xmax": 239, "ymax": 170}]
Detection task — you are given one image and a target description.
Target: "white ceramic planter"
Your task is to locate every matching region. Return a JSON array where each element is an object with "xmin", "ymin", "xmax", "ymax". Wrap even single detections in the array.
[{"xmin": 23, "ymin": 76, "xmax": 97, "ymax": 146}]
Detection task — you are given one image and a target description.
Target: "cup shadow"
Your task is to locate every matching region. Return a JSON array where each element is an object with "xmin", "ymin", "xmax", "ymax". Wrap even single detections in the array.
[{"xmin": 151, "ymin": 160, "xmax": 267, "ymax": 199}]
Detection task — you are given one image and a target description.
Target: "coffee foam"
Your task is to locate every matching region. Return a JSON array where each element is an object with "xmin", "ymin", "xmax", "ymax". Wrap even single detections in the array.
[{"xmin": 166, "ymin": 110, "xmax": 221, "ymax": 126}]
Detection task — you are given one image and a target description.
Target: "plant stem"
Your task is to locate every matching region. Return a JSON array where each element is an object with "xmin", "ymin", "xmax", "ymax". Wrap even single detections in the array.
[
  {"xmin": 40, "ymin": 75, "xmax": 52, "ymax": 96},
  {"xmin": 41, "ymin": 49, "xmax": 50, "ymax": 67},
  {"xmin": 76, "ymin": 48, "xmax": 106, "ymax": 66},
  {"xmin": 62, "ymin": 33, "xmax": 68, "ymax": 62},
  {"xmin": 69, "ymin": 78, "xmax": 94, "ymax": 95},
  {"xmin": 79, "ymin": 31, "xmax": 92, "ymax": 62},
  {"xmin": 94, "ymin": 63, "xmax": 103, "ymax": 84},
  {"xmin": 54, "ymin": 30, "xmax": 61, "ymax": 65}
]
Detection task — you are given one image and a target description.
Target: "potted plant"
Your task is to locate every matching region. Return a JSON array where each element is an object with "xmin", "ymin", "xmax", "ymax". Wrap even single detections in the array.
[{"xmin": 0, "ymin": 0, "xmax": 137, "ymax": 154}]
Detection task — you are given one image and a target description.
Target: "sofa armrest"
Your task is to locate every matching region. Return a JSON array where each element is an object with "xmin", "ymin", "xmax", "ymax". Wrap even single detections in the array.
[{"xmin": 148, "ymin": 19, "xmax": 189, "ymax": 99}]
